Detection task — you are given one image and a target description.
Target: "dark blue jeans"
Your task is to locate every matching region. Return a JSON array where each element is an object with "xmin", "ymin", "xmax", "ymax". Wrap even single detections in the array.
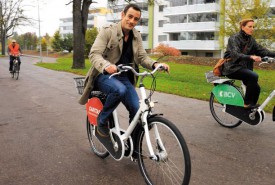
[
  {"xmin": 227, "ymin": 68, "xmax": 260, "ymax": 105},
  {"xmin": 94, "ymin": 74, "xmax": 139, "ymax": 126}
]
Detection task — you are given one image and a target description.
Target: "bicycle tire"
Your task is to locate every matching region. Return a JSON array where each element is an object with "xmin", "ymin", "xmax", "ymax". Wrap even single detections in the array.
[
  {"xmin": 209, "ymin": 92, "xmax": 242, "ymax": 128},
  {"xmin": 86, "ymin": 117, "xmax": 109, "ymax": 158},
  {"xmin": 14, "ymin": 64, "xmax": 19, "ymax": 80},
  {"xmin": 11, "ymin": 65, "xmax": 15, "ymax": 78},
  {"xmin": 136, "ymin": 116, "xmax": 191, "ymax": 185}
]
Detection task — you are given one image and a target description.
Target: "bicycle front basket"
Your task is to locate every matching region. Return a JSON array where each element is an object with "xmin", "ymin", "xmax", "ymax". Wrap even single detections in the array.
[{"xmin": 73, "ymin": 77, "xmax": 85, "ymax": 95}]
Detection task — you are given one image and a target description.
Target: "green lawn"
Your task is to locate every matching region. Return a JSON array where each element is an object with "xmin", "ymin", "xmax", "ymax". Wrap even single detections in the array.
[{"xmin": 36, "ymin": 57, "xmax": 275, "ymax": 113}]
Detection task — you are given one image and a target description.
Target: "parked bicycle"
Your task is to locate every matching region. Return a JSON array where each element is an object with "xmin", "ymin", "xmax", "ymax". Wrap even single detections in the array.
[
  {"xmin": 205, "ymin": 56, "xmax": 275, "ymax": 128},
  {"xmin": 10, "ymin": 55, "xmax": 20, "ymax": 80},
  {"xmin": 74, "ymin": 64, "xmax": 191, "ymax": 185}
]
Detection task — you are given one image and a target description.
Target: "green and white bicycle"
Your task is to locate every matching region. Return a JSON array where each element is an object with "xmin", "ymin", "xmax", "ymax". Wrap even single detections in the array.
[{"xmin": 206, "ymin": 56, "xmax": 275, "ymax": 128}]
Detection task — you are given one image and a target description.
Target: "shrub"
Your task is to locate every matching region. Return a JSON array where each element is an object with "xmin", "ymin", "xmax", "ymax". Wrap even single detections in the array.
[{"xmin": 152, "ymin": 44, "xmax": 181, "ymax": 56}]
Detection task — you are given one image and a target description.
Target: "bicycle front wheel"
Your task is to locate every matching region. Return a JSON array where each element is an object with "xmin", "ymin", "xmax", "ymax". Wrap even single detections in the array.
[
  {"xmin": 11, "ymin": 67, "xmax": 15, "ymax": 78},
  {"xmin": 137, "ymin": 116, "xmax": 191, "ymax": 185},
  {"xmin": 209, "ymin": 92, "xmax": 242, "ymax": 128},
  {"xmin": 86, "ymin": 117, "xmax": 109, "ymax": 158},
  {"xmin": 14, "ymin": 66, "xmax": 19, "ymax": 80}
]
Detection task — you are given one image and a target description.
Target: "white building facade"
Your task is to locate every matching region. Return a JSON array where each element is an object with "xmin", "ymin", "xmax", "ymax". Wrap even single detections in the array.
[{"xmin": 59, "ymin": 0, "xmax": 275, "ymax": 58}]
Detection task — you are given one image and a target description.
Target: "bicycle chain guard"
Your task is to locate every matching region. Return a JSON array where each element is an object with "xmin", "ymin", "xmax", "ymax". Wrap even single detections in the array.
[{"xmin": 86, "ymin": 97, "xmax": 103, "ymax": 126}]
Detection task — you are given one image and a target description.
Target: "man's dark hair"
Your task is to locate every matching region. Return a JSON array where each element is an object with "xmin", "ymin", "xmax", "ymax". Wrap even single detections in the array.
[{"xmin": 123, "ymin": 4, "xmax": 141, "ymax": 15}]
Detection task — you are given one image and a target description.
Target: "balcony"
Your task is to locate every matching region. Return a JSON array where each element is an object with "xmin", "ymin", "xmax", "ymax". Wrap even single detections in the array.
[
  {"xmin": 163, "ymin": 22, "xmax": 218, "ymax": 33},
  {"xmin": 59, "ymin": 22, "xmax": 73, "ymax": 27},
  {"xmin": 162, "ymin": 40, "xmax": 219, "ymax": 50},
  {"xmin": 106, "ymin": 11, "xmax": 148, "ymax": 22},
  {"xmin": 163, "ymin": 3, "xmax": 219, "ymax": 16}
]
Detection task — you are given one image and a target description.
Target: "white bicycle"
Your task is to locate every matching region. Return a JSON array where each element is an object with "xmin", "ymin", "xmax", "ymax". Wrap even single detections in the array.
[{"xmin": 74, "ymin": 64, "xmax": 191, "ymax": 185}]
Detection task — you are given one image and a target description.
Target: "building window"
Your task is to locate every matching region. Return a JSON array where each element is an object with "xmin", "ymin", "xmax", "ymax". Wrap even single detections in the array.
[
  {"xmin": 185, "ymin": 32, "xmax": 215, "ymax": 40},
  {"xmin": 170, "ymin": 33, "xmax": 180, "ymax": 41},
  {"xmin": 142, "ymin": 34, "xmax": 148, "ymax": 41},
  {"xmin": 189, "ymin": 0, "xmax": 216, "ymax": 5},
  {"xmin": 170, "ymin": 0, "xmax": 187, "ymax": 7},
  {"xmin": 159, "ymin": 5, "xmax": 164, "ymax": 12},
  {"xmin": 189, "ymin": 13, "xmax": 217, "ymax": 22},
  {"xmin": 139, "ymin": 20, "xmax": 148, "ymax": 26},
  {"xmin": 205, "ymin": 52, "xmax": 213, "ymax": 57},
  {"xmin": 182, "ymin": 52, "xmax": 188, "ymax": 55},
  {"xmin": 159, "ymin": 20, "xmax": 167, "ymax": 27},
  {"xmin": 158, "ymin": 35, "xmax": 167, "ymax": 42},
  {"xmin": 168, "ymin": 14, "xmax": 187, "ymax": 23}
]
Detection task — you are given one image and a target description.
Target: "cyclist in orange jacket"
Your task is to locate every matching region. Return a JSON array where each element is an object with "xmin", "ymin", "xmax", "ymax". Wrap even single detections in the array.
[{"xmin": 8, "ymin": 39, "xmax": 22, "ymax": 72}]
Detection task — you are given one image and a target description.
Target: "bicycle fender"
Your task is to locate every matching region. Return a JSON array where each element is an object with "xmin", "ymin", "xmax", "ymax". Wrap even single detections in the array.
[
  {"xmin": 147, "ymin": 113, "xmax": 163, "ymax": 119},
  {"xmin": 212, "ymin": 84, "xmax": 244, "ymax": 106}
]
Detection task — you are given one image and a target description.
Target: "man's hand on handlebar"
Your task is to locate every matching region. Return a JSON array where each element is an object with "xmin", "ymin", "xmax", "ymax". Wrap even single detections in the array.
[
  {"xmin": 104, "ymin": 64, "xmax": 117, "ymax": 74},
  {"xmin": 154, "ymin": 63, "xmax": 170, "ymax": 73}
]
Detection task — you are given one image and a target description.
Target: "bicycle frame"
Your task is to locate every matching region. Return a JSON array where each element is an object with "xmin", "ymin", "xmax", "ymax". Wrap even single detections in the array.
[
  {"xmin": 107, "ymin": 65, "xmax": 165, "ymax": 161},
  {"xmin": 258, "ymin": 90, "xmax": 275, "ymax": 111}
]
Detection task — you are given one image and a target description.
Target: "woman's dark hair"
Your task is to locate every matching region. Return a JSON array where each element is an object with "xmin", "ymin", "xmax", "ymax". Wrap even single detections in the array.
[
  {"xmin": 239, "ymin": 18, "xmax": 254, "ymax": 29},
  {"xmin": 123, "ymin": 4, "xmax": 141, "ymax": 15}
]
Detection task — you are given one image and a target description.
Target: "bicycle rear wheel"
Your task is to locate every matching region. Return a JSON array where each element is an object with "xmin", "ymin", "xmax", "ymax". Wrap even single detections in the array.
[
  {"xmin": 209, "ymin": 92, "xmax": 242, "ymax": 128},
  {"xmin": 137, "ymin": 116, "xmax": 191, "ymax": 185},
  {"xmin": 86, "ymin": 117, "xmax": 109, "ymax": 158}
]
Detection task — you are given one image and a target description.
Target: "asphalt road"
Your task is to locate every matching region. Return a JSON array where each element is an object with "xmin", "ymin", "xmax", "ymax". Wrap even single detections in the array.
[{"xmin": 1, "ymin": 56, "xmax": 275, "ymax": 185}]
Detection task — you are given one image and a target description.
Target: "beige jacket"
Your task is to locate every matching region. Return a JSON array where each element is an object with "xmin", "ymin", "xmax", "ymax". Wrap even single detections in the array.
[{"xmin": 79, "ymin": 21, "xmax": 155, "ymax": 105}]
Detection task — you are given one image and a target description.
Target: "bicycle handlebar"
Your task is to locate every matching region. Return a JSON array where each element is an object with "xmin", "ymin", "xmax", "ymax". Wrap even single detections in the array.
[
  {"xmin": 259, "ymin": 56, "xmax": 275, "ymax": 66},
  {"xmin": 109, "ymin": 64, "xmax": 166, "ymax": 79}
]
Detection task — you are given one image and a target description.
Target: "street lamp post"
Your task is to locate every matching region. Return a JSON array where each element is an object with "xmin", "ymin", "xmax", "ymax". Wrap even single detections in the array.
[{"xmin": 37, "ymin": 0, "xmax": 42, "ymax": 62}]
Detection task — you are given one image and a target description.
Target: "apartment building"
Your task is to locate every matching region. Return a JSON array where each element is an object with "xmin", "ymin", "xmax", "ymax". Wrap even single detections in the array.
[
  {"xmin": 59, "ymin": 8, "xmax": 110, "ymax": 37},
  {"xmin": 59, "ymin": 0, "xmax": 275, "ymax": 57}
]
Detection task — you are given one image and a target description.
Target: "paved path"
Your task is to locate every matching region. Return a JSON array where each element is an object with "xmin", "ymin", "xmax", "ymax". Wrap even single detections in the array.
[{"xmin": 0, "ymin": 56, "xmax": 275, "ymax": 185}]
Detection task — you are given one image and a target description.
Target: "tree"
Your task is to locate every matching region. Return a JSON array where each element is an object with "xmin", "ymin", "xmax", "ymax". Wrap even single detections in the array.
[
  {"xmin": 219, "ymin": 0, "xmax": 275, "ymax": 50},
  {"xmin": 0, "ymin": 0, "xmax": 32, "ymax": 55},
  {"xmin": 152, "ymin": 44, "xmax": 181, "ymax": 56},
  {"xmin": 71, "ymin": 0, "xmax": 96, "ymax": 69},
  {"xmin": 41, "ymin": 37, "xmax": 47, "ymax": 51},
  {"xmin": 85, "ymin": 27, "xmax": 98, "ymax": 57},
  {"xmin": 13, "ymin": 32, "xmax": 38, "ymax": 50},
  {"xmin": 51, "ymin": 30, "xmax": 62, "ymax": 52},
  {"xmin": 61, "ymin": 33, "xmax": 73, "ymax": 53}
]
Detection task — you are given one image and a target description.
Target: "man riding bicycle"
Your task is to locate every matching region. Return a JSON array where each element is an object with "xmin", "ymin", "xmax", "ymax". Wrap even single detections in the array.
[
  {"xmin": 8, "ymin": 39, "xmax": 22, "ymax": 72},
  {"xmin": 79, "ymin": 4, "xmax": 169, "ymax": 137}
]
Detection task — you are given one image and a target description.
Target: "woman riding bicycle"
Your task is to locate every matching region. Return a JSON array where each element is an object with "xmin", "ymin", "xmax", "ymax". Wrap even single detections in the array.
[
  {"xmin": 8, "ymin": 39, "xmax": 22, "ymax": 72},
  {"xmin": 221, "ymin": 18, "xmax": 275, "ymax": 109}
]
